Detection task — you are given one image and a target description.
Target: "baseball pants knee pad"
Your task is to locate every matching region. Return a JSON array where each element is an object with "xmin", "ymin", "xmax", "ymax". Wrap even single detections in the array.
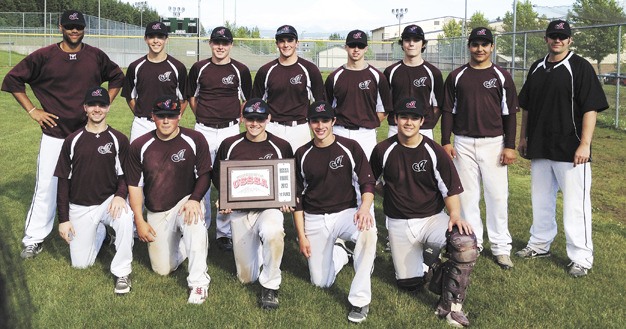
[{"xmin": 396, "ymin": 276, "xmax": 423, "ymax": 292}]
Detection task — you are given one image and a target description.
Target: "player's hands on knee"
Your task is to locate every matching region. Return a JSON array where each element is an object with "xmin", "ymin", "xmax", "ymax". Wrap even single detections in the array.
[
  {"xmin": 442, "ymin": 144, "xmax": 456, "ymax": 159},
  {"xmin": 29, "ymin": 108, "xmax": 58, "ymax": 129},
  {"xmin": 354, "ymin": 208, "xmax": 374, "ymax": 231},
  {"xmin": 500, "ymin": 148, "xmax": 517, "ymax": 165},
  {"xmin": 108, "ymin": 196, "xmax": 128, "ymax": 219},
  {"xmin": 180, "ymin": 200, "xmax": 203, "ymax": 225},
  {"xmin": 298, "ymin": 235, "xmax": 311, "ymax": 258},
  {"xmin": 448, "ymin": 214, "xmax": 473, "ymax": 235},
  {"xmin": 58, "ymin": 221, "xmax": 75, "ymax": 244},
  {"xmin": 136, "ymin": 220, "xmax": 156, "ymax": 242}
]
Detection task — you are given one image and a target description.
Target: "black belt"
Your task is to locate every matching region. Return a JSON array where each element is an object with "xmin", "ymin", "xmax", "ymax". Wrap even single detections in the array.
[
  {"xmin": 200, "ymin": 120, "xmax": 238, "ymax": 129},
  {"xmin": 342, "ymin": 125, "xmax": 360, "ymax": 130},
  {"xmin": 272, "ymin": 119, "xmax": 307, "ymax": 127},
  {"xmin": 136, "ymin": 116, "xmax": 154, "ymax": 122}
]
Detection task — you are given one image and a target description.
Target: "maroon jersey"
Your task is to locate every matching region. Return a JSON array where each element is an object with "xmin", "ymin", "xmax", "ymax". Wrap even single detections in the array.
[
  {"xmin": 126, "ymin": 127, "xmax": 212, "ymax": 212},
  {"xmin": 212, "ymin": 132, "xmax": 294, "ymax": 189},
  {"xmin": 187, "ymin": 58, "xmax": 252, "ymax": 125},
  {"xmin": 122, "ymin": 55, "xmax": 188, "ymax": 118},
  {"xmin": 54, "ymin": 126, "xmax": 129, "ymax": 222},
  {"xmin": 441, "ymin": 64, "xmax": 518, "ymax": 148},
  {"xmin": 251, "ymin": 57, "xmax": 325, "ymax": 122},
  {"xmin": 325, "ymin": 65, "xmax": 392, "ymax": 129},
  {"xmin": 295, "ymin": 135, "xmax": 376, "ymax": 214},
  {"xmin": 384, "ymin": 60, "xmax": 444, "ymax": 129},
  {"xmin": 371, "ymin": 135, "xmax": 463, "ymax": 219},
  {"xmin": 2, "ymin": 43, "xmax": 124, "ymax": 138}
]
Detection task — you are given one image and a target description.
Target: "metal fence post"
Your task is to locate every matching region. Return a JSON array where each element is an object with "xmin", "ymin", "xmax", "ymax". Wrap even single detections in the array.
[{"xmin": 616, "ymin": 25, "xmax": 622, "ymax": 129}]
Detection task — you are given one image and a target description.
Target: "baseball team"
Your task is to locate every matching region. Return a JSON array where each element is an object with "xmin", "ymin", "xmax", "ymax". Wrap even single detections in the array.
[{"xmin": 2, "ymin": 9, "xmax": 608, "ymax": 327}]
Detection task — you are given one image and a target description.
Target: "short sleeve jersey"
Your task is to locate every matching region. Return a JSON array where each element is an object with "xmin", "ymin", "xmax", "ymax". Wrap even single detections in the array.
[
  {"xmin": 325, "ymin": 64, "xmax": 392, "ymax": 129},
  {"xmin": 54, "ymin": 126, "xmax": 129, "ymax": 206},
  {"xmin": 519, "ymin": 52, "xmax": 608, "ymax": 162},
  {"xmin": 187, "ymin": 58, "xmax": 252, "ymax": 125},
  {"xmin": 126, "ymin": 127, "xmax": 212, "ymax": 212},
  {"xmin": 442, "ymin": 63, "xmax": 519, "ymax": 137},
  {"xmin": 251, "ymin": 57, "xmax": 325, "ymax": 122},
  {"xmin": 295, "ymin": 135, "xmax": 376, "ymax": 214},
  {"xmin": 384, "ymin": 60, "xmax": 444, "ymax": 129},
  {"xmin": 122, "ymin": 55, "xmax": 188, "ymax": 118},
  {"xmin": 212, "ymin": 132, "xmax": 294, "ymax": 189},
  {"xmin": 2, "ymin": 43, "xmax": 125, "ymax": 138}
]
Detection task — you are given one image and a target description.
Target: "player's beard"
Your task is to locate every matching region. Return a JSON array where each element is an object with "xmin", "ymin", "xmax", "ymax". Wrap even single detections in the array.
[{"xmin": 63, "ymin": 32, "xmax": 84, "ymax": 48}]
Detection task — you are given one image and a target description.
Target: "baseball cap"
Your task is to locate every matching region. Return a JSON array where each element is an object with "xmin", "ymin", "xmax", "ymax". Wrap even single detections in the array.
[
  {"xmin": 346, "ymin": 30, "xmax": 368, "ymax": 47},
  {"xmin": 275, "ymin": 25, "xmax": 298, "ymax": 40},
  {"xmin": 145, "ymin": 21, "xmax": 168, "ymax": 37},
  {"xmin": 468, "ymin": 27, "xmax": 493, "ymax": 43},
  {"xmin": 242, "ymin": 98, "xmax": 270, "ymax": 120},
  {"xmin": 84, "ymin": 86, "xmax": 110, "ymax": 105},
  {"xmin": 153, "ymin": 95, "xmax": 181, "ymax": 115},
  {"xmin": 210, "ymin": 26, "xmax": 233, "ymax": 42},
  {"xmin": 60, "ymin": 10, "xmax": 86, "ymax": 27},
  {"xmin": 546, "ymin": 20, "xmax": 571, "ymax": 37},
  {"xmin": 307, "ymin": 101, "xmax": 335, "ymax": 120},
  {"xmin": 401, "ymin": 24, "xmax": 425, "ymax": 40},
  {"xmin": 394, "ymin": 97, "xmax": 425, "ymax": 117}
]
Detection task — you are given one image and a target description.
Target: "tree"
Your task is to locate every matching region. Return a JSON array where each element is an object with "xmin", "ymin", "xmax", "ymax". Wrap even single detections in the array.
[
  {"xmin": 468, "ymin": 11, "xmax": 490, "ymax": 31},
  {"xmin": 569, "ymin": 0, "xmax": 626, "ymax": 72},
  {"xmin": 328, "ymin": 33, "xmax": 343, "ymax": 40},
  {"xmin": 438, "ymin": 19, "xmax": 463, "ymax": 39},
  {"xmin": 500, "ymin": 0, "xmax": 548, "ymax": 67}
]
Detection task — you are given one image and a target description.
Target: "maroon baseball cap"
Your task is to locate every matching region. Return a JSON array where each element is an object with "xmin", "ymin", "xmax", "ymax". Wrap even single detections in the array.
[
  {"xmin": 84, "ymin": 86, "xmax": 110, "ymax": 105},
  {"xmin": 242, "ymin": 98, "xmax": 270, "ymax": 120},
  {"xmin": 210, "ymin": 26, "xmax": 233, "ymax": 42},
  {"xmin": 401, "ymin": 24, "xmax": 425, "ymax": 40},
  {"xmin": 153, "ymin": 95, "xmax": 181, "ymax": 115},
  {"xmin": 60, "ymin": 10, "xmax": 86, "ymax": 27},
  {"xmin": 394, "ymin": 97, "xmax": 425, "ymax": 117},
  {"xmin": 145, "ymin": 21, "xmax": 168, "ymax": 37},
  {"xmin": 346, "ymin": 30, "xmax": 368, "ymax": 46},
  {"xmin": 546, "ymin": 20, "xmax": 571, "ymax": 37},
  {"xmin": 275, "ymin": 25, "xmax": 298, "ymax": 40},
  {"xmin": 468, "ymin": 27, "xmax": 493, "ymax": 43},
  {"xmin": 307, "ymin": 101, "xmax": 335, "ymax": 120}
]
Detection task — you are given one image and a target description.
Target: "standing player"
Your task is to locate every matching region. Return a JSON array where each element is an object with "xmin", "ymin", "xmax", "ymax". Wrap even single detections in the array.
[
  {"xmin": 2, "ymin": 10, "xmax": 124, "ymax": 259},
  {"xmin": 516, "ymin": 20, "xmax": 608, "ymax": 277},
  {"xmin": 212, "ymin": 98, "xmax": 293, "ymax": 309},
  {"xmin": 294, "ymin": 101, "xmax": 377, "ymax": 323},
  {"xmin": 371, "ymin": 97, "xmax": 477, "ymax": 327},
  {"xmin": 440, "ymin": 27, "xmax": 518, "ymax": 270},
  {"xmin": 188, "ymin": 26, "xmax": 252, "ymax": 251},
  {"xmin": 384, "ymin": 24, "xmax": 444, "ymax": 139},
  {"xmin": 55, "ymin": 86, "xmax": 134, "ymax": 294},
  {"xmin": 123, "ymin": 21, "xmax": 188, "ymax": 142},
  {"xmin": 252, "ymin": 24, "xmax": 325, "ymax": 151},
  {"xmin": 125, "ymin": 95, "xmax": 212, "ymax": 304},
  {"xmin": 325, "ymin": 29, "xmax": 392, "ymax": 159}
]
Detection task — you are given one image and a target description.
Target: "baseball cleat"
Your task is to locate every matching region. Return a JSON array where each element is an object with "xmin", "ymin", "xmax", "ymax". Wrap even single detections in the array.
[
  {"xmin": 260, "ymin": 287, "xmax": 279, "ymax": 309},
  {"xmin": 21, "ymin": 243, "xmax": 43, "ymax": 259},
  {"xmin": 114, "ymin": 276, "xmax": 131, "ymax": 294},
  {"xmin": 568, "ymin": 262, "xmax": 589, "ymax": 278},
  {"xmin": 515, "ymin": 246, "xmax": 551, "ymax": 259},
  {"xmin": 216, "ymin": 237, "xmax": 233, "ymax": 251},
  {"xmin": 495, "ymin": 255, "xmax": 514, "ymax": 270},
  {"xmin": 347, "ymin": 304, "xmax": 369, "ymax": 323},
  {"xmin": 188, "ymin": 286, "xmax": 208, "ymax": 304}
]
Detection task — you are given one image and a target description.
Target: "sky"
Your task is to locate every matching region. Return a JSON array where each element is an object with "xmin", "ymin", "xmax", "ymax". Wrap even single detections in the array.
[{"xmin": 125, "ymin": 0, "xmax": 597, "ymax": 37}]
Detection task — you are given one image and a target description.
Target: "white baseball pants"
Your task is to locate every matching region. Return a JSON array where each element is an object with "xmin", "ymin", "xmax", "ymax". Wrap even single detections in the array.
[
  {"xmin": 129, "ymin": 117, "xmax": 156, "ymax": 143},
  {"xmin": 266, "ymin": 121, "xmax": 311, "ymax": 152}
]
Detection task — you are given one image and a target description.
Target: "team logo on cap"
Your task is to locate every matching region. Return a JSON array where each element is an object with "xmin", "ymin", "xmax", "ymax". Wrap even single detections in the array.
[
  {"xmin": 405, "ymin": 100, "xmax": 417, "ymax": 109},
  {"xmin": 329, "ymin": 155, "xmax": 344, "ymax": 170},
  {"xmin": 222, "ymin": 74, "xmax": 235, "ymax": 85},
  {"xmin": 359, "ymin": 80, "xmax": 371, "ymax": 90},
  {"xmin": 483, "ymin": 78, "xmax": 498, "ymax": 89},
  {"xmin": 278, "ymin": 26, "xmax": 290, "ymax": 34},
  {"xmin": 352, "ymin": 32, "xmax": 363, "ymax": 39},
  {"xmin": 158, "ymin": 71, "xmax": 172, "ymax": 82},
  {"xmin": 216, "ymin": 28, "xmax": 225, "ymax": 35},
  {"xmin": 476, "ymin": 29, "xmax": 487, "ymax": 36},
  {"xmin": 98, "ymin": 142, "xmax": 113, "ymax": 155},
  {"xmin": 409, "ymin": 26, "xmax": 418, "ymax": 32},
  {"xmin": 554, "ymin": 22, "xmax": 565, "ymax": 30},
  {"xmin": 315, "ymin": 103, "xmax": 326, "ymax": 112},
  {"xmin": 251, "ymin": 102, "xmax": 261, "ymax": 110},
  {"xmin": 69, "ymin": 13, "xmax": 80, "ymax": 21},
  {"xmin": 171, "ymin": 149, "xmax": 186, "ymax": 162},
  {"xmin": 290, "ymin": 74, "xmax": 303, "ymax": 85},
  {"xmin": 413, "ymin": 77, "xmax": 427, "ymax": 88},
  {"xmin": 92, "ymin": 89, "xmax": 104, "ymax": 97},
  {"xmin": 152, "ymin": 23, "xmax": 162, "ymax": 30},
  {"xmin": 412, "ymin": 160, "xmax": 427, "ymax": 172}
]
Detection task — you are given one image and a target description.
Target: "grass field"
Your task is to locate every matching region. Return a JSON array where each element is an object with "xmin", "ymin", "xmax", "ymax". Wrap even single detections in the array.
[{"xmin": 1, "ymin": 50, "xmax": 626, "ymax": 329}]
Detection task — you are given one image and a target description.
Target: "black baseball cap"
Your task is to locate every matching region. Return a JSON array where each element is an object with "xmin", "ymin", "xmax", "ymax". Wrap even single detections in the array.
[
  {"xmin": 468, "ymin": 27, "xmax": 493, "ymax": 43},
  {"xmin": 401, "ymin": 24, "xmax": 425, "ymax": 40},
  {"xmin": 546, "ymin": 20, "xmax": 571, "ymax": 37},
  {"xmin": 145, "ymin": 21, "xmax": 168, "ymax": 37},
  {"xmin": 84, "ymin": 86, "xmax": 110, "ymax": 105},
  {"xmin": 346, "ymin": 30, "xmax": 368, "ymax": 46},
  {"xmin": 394, "ymin": 97, "xmax": 425, "ymax": 117},
  {"xmin": 275, "ymin": 25, "xmax": 298, "ymax": 40},
  {"xmin": 242, "ymin": 98, "xmax": 270, "ymax": 120},
  {"xmin": 210, "ymin": 26, "xmax": 233, "ymax": 42},
  {"xmin": 153, "ymin": 95, "xmax": 181, "ymax": 115},
  {"xmin": 60, "ymin": 10, "xmax": 86, "ymax": 27},
  {"xmin": 307, "ymin": 101, "xmax": 335, "ymax": 120}
]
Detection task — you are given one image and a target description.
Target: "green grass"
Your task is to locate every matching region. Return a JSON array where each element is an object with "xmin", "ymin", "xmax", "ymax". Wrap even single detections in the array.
[{"xmin": 1, "ymin": 59, "xmax": 626, "ymax": 329}]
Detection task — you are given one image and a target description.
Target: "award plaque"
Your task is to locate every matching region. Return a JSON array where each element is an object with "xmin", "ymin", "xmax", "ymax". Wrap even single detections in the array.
[{"xmin": 219, "ymin": 158, "xmax": 296, "ymax": 210}]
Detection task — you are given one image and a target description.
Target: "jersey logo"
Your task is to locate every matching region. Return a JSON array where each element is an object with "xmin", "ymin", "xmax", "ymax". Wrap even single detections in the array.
[
  {"xmin": 222, "ymin": 74, "xmax": 236, "ymax": 85},
  {"xmin": 68, "ymin": 13, "xmax": 80, "ymax": 21},
  {"xmin": 259, "ymin": 154, "xmax": 274, "ymax": 160},
  {"xmin": 412, "ymin": 160, "xmax": 427, "ymax": 172},
  {"xmin": 69, "ymin": 54, "xmax": 77, "ymax": 60},
  {"xmin": 329, "ymin": 155, "xmax": 344, "ymax": 170},
  {"xmin": 359, "ymin": 80, "xmax": 372, "ymax": 90},
  {"xmin": 158, "ymin": 71, "xmax": 172, "ymax": 82},
  {"xmin": 413, "ymin": 77, "xmax": 427, "ymax": 87},
  {"xmin": 171, "ymin": 149, "xmax": 186, "ymax": 162},
  {"xmin": 98, "ymin": 142, "xmax": 113, "ymax": 155},
  {"xmin": 290, "ymin": 74, "xmax": 303, "ymax": 85},
  {"xmin": 483, "ymin": 78, "xmax": 498, "ymax": 89}
]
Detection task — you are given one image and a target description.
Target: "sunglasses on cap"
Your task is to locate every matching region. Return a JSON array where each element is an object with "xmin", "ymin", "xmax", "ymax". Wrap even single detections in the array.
[
  {"xmin": 243, "ymin": 104, "xmax": 267, "ymax": 115},
  {"xmin": 547, "ymin": 33, "xmax": 569, "ymax": 41},
  {"xmin": 347, "ymin": 43, "xmax": 366, "ymax": 49},
  {"xmin": 63, "ymin": 24, "xmax": 85, "ymax": 31}
]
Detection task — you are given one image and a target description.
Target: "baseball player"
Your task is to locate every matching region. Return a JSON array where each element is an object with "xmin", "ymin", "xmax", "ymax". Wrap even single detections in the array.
[
  {"xmin": 440, "ymin": 27, "xmax": 519, "ymax": 270},
  {"xmin": 325, "ymin": 29, "xmax": 392, "ymax": 160},
  {"xmin": 252, "ymin": 24, "xmax": 325, "ymax": 151},
  {"xmin": 55, "ymin": 86, "xmax": 134, "ymax": 294},
  {"xmin": 125, "ymin": 95, "xmax": 212, "ymax": 304},
  {"xmin": 294, "ymin": 101, "xmax": 377, "ymax": 323},
  {"xmin": 188, "ymin": 26, "xmax": 252, "ymax": 251},
  {"xmin": 370, "ymin": 97, "xmax": 477, "ymax": 327},
  {"xmin": 1, "ymin": 10, "xmax": 124, "ymax": 259},
  {"xmin": 212, "ymin": 98, "xmax": 293, "ymax": 309},
  {"xmin": 122, "ymin": 21, "xmax": 188, "ymax": 143},
  {"xmin": 384, "ymin": 24, "xmax": 444, "ymax": 139},
  {"xmin": 516, "ymin": 20, "xmax": 608, "ymax": 277}
]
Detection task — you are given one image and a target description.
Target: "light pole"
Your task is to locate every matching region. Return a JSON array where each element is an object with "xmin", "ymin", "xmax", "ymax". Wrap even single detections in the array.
[
  {"xmin": 197, "ymin": 0, "xmax": 200, "ymax": 62},
  {"xmin": 134, "ymin": 1, "xmax": 148, "ymax": 27},
  {"xmin": 168, "ymin": 6, "xmax": 185, "ymax": 18},
  {"xmin": 391, "ymin": 8, "xmax": 408, "ymax": 39}
]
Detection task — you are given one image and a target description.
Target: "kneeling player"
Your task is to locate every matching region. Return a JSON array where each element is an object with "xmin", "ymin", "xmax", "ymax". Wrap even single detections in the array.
[
  {"xmin": 370, "ymin": 97, "xmax": 477, "ymax": 327},
  {"xmin": 55, "ymin": 87, "xmax": 134, "ymax": 294},
  {"xmin": 294, "ymin": 101, "xmax": 377, "ymax": 324}
]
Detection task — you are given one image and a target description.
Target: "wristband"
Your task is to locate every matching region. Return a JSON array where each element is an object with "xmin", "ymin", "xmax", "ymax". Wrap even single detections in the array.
[{"xmin": 28, "ymin": 107, "xmax": 37, "ymax": 114}]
